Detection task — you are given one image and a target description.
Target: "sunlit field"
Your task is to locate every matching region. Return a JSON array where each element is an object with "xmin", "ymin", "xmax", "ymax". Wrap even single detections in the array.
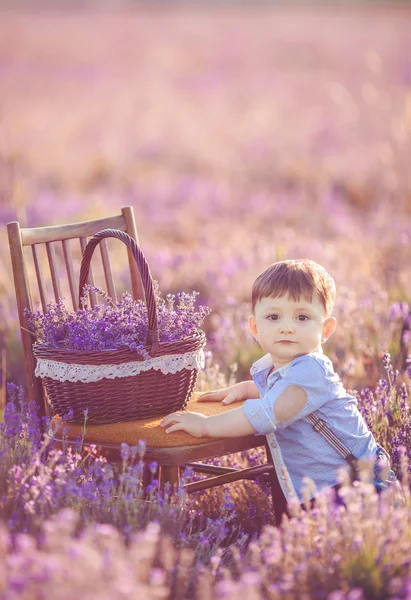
[{"xmin": 0, "ymin": 4, "xmax": 411, "ymax": 599}]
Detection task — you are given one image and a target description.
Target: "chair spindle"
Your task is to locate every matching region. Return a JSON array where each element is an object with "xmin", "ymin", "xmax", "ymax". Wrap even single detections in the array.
[
  {"xmin": 62, "ymin": 239, "xmax": 78, "ymax": 311},
  {"xmin": 31, "ymin": 244, "xmax": 48, "ymax": 313},
  {"xmin": 99, "ymin": 239, "xmax": 117, "ymax": 303},
  {"xmin": 46, "ymin": 241, "xmax": 62, "ymax": 302}
]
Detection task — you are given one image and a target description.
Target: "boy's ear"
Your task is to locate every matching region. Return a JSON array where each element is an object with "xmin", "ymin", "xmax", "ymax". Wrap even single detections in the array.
[
  {"xmin": 248, "ymin": 314, "xmax": 258, "ymax": 340},
  {"xmin": 322, "ymin": 316, "xmax": 336, "ymax": 343}
]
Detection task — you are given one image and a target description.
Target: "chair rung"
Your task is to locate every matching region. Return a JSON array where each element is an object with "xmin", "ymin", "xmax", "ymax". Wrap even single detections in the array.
[
  {"xmin": 185, "ymin": 462, "xmax": 238, "ymax": 475},
  {"xmin": 184, "ymin": 463, "xmax": 274, "ymax": 494},
  {"xmin": 184, "ymin": 462, "xmax": 272, "ymax": 483}
]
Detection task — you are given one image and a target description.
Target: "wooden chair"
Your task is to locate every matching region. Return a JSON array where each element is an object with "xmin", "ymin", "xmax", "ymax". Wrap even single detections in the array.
[{"xmin": 7, "ymin": 206, "xmax": 274, "ymax": 500}]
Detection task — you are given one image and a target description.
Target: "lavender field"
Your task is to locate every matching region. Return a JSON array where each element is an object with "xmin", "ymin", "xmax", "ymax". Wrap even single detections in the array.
[{"xmin": 0, "ymin": 4, "xmax": 411, "ymax": 599}]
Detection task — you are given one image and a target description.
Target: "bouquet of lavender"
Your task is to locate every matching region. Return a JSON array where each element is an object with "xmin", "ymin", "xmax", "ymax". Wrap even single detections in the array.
[{"xmin": 26, "ymin": 283, "xmax": 211, "ymax": 356}]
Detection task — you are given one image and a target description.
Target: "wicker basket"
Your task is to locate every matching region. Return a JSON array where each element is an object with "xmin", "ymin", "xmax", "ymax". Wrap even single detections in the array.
[{"xmin": 33, "ymin": 229, "xmax": 207, "ymax": 425}]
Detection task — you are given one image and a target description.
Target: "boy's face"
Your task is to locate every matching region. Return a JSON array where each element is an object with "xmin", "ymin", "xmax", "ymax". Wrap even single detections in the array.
[{"xmin": 249, "ymin": 293, "xmax": 336, "ymax": 368}]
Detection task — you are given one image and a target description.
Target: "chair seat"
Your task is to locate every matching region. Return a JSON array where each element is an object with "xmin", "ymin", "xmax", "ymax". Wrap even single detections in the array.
[
  {"xmin": 50, "ymin": 393, "xmax": 266, "ymax": 465},
  {"xmin": 51, "ymin": 393, "xmax": 246, "ymax": 447}
]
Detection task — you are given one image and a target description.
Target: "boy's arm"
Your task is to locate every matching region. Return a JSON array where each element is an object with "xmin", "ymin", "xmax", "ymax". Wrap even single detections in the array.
[
  {"xmin": 160, "ymin": 385, "xmax": 309, "ymax": 438},
  {"xmin": 273, "ymin": 385, "xmax": 307, "ymax": 422},
  {"xmin": 160, "ymin": 406, "xmax": 256, "ymax": 438},
  {"xmin": 197, "ymin": 380, "xmax": 260, "ymax": 404}
]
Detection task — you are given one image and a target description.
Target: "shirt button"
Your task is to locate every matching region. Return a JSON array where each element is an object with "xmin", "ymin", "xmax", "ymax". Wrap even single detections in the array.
[
  {"xmin": 271, "ymin": 441, "xmax": 277, "ymax": 448},
  {"xmin": 251, "ymin": 367, "xmax": 258, "ymax": 373}
]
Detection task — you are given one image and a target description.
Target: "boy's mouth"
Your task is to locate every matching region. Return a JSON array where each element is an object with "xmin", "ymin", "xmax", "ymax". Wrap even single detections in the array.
[{"xmin": 277, "ymin": 340, "xmax": 296, "ymax": 344}]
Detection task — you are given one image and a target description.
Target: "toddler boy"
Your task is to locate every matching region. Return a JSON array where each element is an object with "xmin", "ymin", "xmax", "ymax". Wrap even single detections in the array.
[{"xmin": 160, "ymin": 259, "xmax": 378, "ymax": 518}]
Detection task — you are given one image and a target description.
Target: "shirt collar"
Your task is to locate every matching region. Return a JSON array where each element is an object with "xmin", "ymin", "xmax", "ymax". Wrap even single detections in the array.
[{"xmin": 250, "ymin": 353, "xmax": 293, "ymax": 379}]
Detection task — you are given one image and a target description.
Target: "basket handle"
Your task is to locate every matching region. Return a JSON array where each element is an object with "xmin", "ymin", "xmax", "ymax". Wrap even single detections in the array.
[{"xmin": 78, "ymin": 229, "xmax": 159, "ymax": 354}]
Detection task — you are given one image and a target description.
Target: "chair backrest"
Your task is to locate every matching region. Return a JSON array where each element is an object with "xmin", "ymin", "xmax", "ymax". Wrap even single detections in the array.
[{"xmin": 7, "ymin": 205, "xmax": 144, "ymax": 419}]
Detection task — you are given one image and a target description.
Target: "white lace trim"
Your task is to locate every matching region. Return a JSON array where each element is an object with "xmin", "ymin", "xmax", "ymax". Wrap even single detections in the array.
[{"xmin": 35, "ymin": 350, "xmax": 205, "ymax": 383}]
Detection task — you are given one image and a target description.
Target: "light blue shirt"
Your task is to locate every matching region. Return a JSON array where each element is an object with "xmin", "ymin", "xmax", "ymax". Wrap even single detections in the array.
[{"xmin": 243, "ymin": 352, "xmax": 377, "ymax": 502}]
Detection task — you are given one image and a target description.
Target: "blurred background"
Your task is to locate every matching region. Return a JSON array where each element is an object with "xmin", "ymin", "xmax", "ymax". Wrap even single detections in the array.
[{"xmin": 0, "ymin": 1, "xmax": 411, "ymax": 399}]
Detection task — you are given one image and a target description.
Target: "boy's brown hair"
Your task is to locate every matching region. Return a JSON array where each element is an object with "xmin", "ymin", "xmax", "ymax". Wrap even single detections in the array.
[{"xmin": 252, "ymin": 259, "xmax": 336, "ymax": 317}]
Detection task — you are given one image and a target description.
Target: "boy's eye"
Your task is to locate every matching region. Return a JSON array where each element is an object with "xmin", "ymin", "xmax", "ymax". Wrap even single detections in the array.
[
  {"xmin": 297, "ymin": 315, "xmax": 309, "ymax": 321},
  {"xmin": 267, "ymin": 314, "xmax": 279, "ymax": 321}
]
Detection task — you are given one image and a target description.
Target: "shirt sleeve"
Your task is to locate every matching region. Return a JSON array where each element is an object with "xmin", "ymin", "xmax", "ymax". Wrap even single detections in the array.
[{"xmin": 243, "ymin": 355, "xmax": 331, "ymax": 435}]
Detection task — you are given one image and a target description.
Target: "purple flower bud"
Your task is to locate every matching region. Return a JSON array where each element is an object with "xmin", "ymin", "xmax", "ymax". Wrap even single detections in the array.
[
  {"xmin": 120, "ymin": 443, "xmax": 130, "ymax": 461},
  {"xmin": 138, "ymin": 440, "xmax": 146, "ymax": 459},
  {"xmin": 149, "ymin": 461, "xmax": 158, "ymax": 474}
]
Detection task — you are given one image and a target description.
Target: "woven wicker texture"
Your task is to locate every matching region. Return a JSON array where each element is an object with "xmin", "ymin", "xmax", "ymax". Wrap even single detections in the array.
[
  {"xmin": 50, "ymin": 393, "xmax": 243, "ymax": 447},
  {"xmin": 34, "ymin": 229, "xmax": 207, "ymax": 424}
]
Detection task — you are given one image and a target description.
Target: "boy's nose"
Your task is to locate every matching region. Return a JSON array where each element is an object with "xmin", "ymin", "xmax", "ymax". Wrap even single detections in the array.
[{"xmin": 280, "ymin": 321, "xmax": 295, "ymax": 334}]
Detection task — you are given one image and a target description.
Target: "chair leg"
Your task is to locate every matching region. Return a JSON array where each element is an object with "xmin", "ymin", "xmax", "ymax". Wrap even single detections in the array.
[
  {"xmin": 264, "ymin": 442, "xmax": 288, "ymax": 526},
  {"xmin": 142, "ymin": 464, "xmax": 153, "ymax": 491},
  {"xmin": 159, "ymin": 465, "xmax": 180, "ymax": 490}
]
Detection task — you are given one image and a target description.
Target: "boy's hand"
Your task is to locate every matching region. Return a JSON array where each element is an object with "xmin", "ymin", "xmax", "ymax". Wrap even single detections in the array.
[
  {"xmin": 197, "ymin": 388, "xmax": 243, "ymax": 404},
  {"xmin": 197, "ymin": 381, "xmax": 258, "ymax": 405},
  {"xmin": 160, "ymin": 411, "xmax": 209, "ymax": 437},
  {"xmin": 197, "ymin": 389, "xmax": 238, "ymax": 405}
]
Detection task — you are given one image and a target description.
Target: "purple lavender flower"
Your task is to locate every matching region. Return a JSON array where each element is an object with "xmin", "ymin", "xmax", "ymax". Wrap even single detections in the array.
[{"xmin": 25, "ymin": 284, "xmax": 211, "ymax": 354}]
